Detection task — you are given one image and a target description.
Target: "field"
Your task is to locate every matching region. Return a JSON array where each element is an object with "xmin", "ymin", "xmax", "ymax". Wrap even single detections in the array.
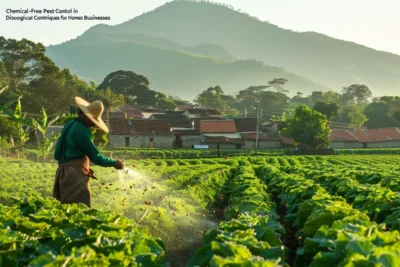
[{"xmin": 0, "ymin": 154, "xmax": 400, "ymax": 266}]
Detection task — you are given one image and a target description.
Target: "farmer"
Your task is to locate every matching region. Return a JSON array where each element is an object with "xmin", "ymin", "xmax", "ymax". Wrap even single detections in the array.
[{"xmin": 52, "ymin": 96, "xmax": 124, "ymax": 208}]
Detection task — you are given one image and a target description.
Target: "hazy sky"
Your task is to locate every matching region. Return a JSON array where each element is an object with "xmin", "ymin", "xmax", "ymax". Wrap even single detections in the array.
[{"xmin": 1, "ymin": 0, "xmax": 399, "ymax": 55}]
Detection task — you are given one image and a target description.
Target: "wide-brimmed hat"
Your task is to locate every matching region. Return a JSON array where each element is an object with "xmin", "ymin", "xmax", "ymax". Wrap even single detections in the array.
[{"xmin": 75, "ymin": 96, "xmax": 109, "ymax": 133}]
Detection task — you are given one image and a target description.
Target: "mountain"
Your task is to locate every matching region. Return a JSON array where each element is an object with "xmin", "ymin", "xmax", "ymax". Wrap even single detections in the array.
[
  {"xmin": 61, "ymin": 27, "xmax": 237, "ymax": 61},
  {"xmin": 46, "ymin": 38, "xmax": 327, "ymax": 100},
  {"xmin": 104, "ymin": 0, "xmax": 399, "ymax": 97}
]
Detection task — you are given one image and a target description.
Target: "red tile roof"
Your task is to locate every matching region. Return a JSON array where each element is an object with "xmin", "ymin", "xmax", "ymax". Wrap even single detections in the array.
[
  {"xmin": 382, "ymin": 127, "xmax": 400, "ymax": 140},
  {"xmin": 368, "ymin": 128, "xmax": 400, "ymax": 142},
  {"xmin": 101, "ymin": 111, "xmax": 126, "ymax": 120},
  {"xmin": 120, "ymin": 104, "xmax": 143, "ymax": 119},
  {"xmin": 330, "ymin": 130, "xmax": 358, "ymax": 142},
  {"xmin": 330, "ymin": 127, "xmax": 400, "ymax": 143},
  {"xmin": 193, "ymin": 117, "xmax": 224, "ymax": 129},
  {"xmin": 200, "ymin": 120, "xmax": 237, "ymax": 133},
  {"xmin": 202, "ymin": 136, "xmax": 244, "ymax": 144},
  {"xmin": 172, "ymin": 129, "xmax": 201, "ymax": 135},
  {"xmin": 109, "ymin": 119, "xmax": 129, "ymax": 135},
  {"xmin": 350, "ymin": 130, "xmax": 377, "ymax": 143}
]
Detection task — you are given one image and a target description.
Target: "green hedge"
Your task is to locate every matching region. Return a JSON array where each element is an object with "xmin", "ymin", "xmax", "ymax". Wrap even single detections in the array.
[
  {"xmin": 336, "ymin": 148, "xmax": 400, "ymax": 155},
  {"xmin": 104, "ymin": 149, "xmax": 284, "ymax": 159}
]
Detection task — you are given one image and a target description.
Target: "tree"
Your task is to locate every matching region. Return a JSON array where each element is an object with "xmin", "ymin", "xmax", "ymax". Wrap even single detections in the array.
[
  {"xmin": 235, "ymin": 85, "xmax": 289, "ymax": 117},
  {"xmin": 313, "ymin": 100, "xmax": 339, "ymax": 120},
  {"xmin": 342, "ymin": 84, "xmax": 372, "ymax": 105},
  {"xmin": 344, "ymin": 104, "xmax": 368, "ymax": 128},
  {"xmin": 23, "ymin": 62, "xmax": 77, "ymax": 114},
  {"xmin": 291, "ymin": 92, "xmax": 312, "ymax": 106},
  {"xmin": 62, "ymin": 69, "xmax": 90, "ymax": 96},
  {"xmin": 260, "ymin": 91, "xmax": 290, "ymax": 108},
  {"xmin": 0, "ymin": 61, "xmax": 7, "ymax": 89},
  {"xmin": 392, "ymin": 109, "xmax": 400, "ymax": 122},
  {"xmin": 280, "ymin": 105, "xmax": 331, "ymax": 149},
  {"xmin": 154, "ymin": 92, "xmax": 176, "ymax": 110},
  {"xmin": 364, "ymin": 100, "xmax": 398, "ymax": 128},
  {"xmin": 380, "ymin": 96, "xmax": 400, "ymax": 121},
  {"xmin": 0, "ymin": 97, "xmax": 31, "ymax": 152},
  {"xmin": 91, "ymin": 128, "xmax": 109, "ymax": 149},
  {"xmin": 29, "ymin": 107, "xmax": 61, "ymax": 161},
  {"xmin": 268, "ymin": 78, "xmax": 289, "ymax": 94},
  {"xmin": 0, "ymin": 37, "xmax": 47, "ymax": 92},
  {"xmin": 310, "ymin": 91, "xmax": 324, "ymax": 103},
  {"xmin": 0, "ymin": 116, "xmax": 19, "ymax": 145},
  {"xmin": 194, "ymin": 85, "xmax": 237, "ymax": 113},
  {"xmin": 0, "ymin": 97, "xmax": 61, "ymax": 160},
  {"xmin": 321, "ymin": 90, "xmax": 341, "ymax": 104},
  {"xmin": 170, "ymin": 96, "xmax": 192, "ymax": 106},
  {"xmin": 194, "ymin": 85, "xmax": 223, "ymax": 110},
  {"xmin": 92, "ymin": 88, "xmax": 125, "ymax": 124},
  {"xmin": 97, "ymin": 70, "xmax": 153, "ymax": 105}
]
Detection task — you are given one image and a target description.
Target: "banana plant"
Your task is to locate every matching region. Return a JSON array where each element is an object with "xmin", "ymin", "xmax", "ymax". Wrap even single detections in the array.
[
  {"xmin": 0, "ymin": 96, "xmax": 31, "ymax": 152},
  {"xmin": 0, "ymin": 97, "xmax": 61, "ymax": 160},
  {"xmin": 28, "ymin": 107, "xmax": 61, "ymax": 161},
  {"xmin": 29, "ymin": 107, "xmax": 60, "ymax": 142}
]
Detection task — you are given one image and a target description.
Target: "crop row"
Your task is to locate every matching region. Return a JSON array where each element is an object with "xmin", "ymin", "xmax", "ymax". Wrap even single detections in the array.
[
  {"xmin": 283, "ymin": 164, "xmax": 400, "ymax": 191},
  {"xmin": 258, "ymin": 165, "xmax": 400, "ymax": 266},
  {"xmin": 188, "ymin": 164, "xmax": 287, "ymax": 266},
  {"xmin": 278, "ymin": 165, "xmax": 400, "ymax": 230},
  {"xmin": 0, "ymin": 197, "xmax": 168, "ymax": 266}
]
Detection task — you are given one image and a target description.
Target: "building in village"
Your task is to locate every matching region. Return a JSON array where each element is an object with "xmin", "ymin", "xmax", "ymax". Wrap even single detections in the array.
[
  {"xmin": 183, "ymin": 108, "xmax": 221, "ymax": 119},
  {"xmin": 234, "ymin": 119, "xmax": 284, "ymax": 149},
  {"xmin": 172, "ymin": 129, "xmax": 201, "ymax": 148},
  {"xmin": 103, "ymin": 105, "xmax": 400, "ymax": 150},
  {"xmin": 233, "ymin": 118, "xmax": 258, "ymax": 133},
  {"xmin": 108, "ymin": 119, "xmax": 174, "ymax": 148},
  {"xmin": 139, "ymin": 108, "xmax": 166, "ymax": 119},
  {"xmin": 101, "ymin": 111, "xmax": 126, "ymax": 121},
  {"xmin": 148, "ymin": 114, "xmax": 192, "ymax": 130},
  {"xmin": 119, "ymin": 104, "xmax": 144, "ymax": 119},
  {"xmin": 199, "ymin": 120, "xmax": 243, "ymax": 149},
  {"xmin": 174, "ymin": 104, "xmax": 198, "ymax": 112},
  {"xmin": 241, "ymin": 133, "xmax": 282, "ymax": 149},
  {"xmin": 330, "ymin": 130, "xmax": 363, "ymax": 149},
  {"xmin": 330, "ymin": 127, "xmax": 400, "ymax": 149}
]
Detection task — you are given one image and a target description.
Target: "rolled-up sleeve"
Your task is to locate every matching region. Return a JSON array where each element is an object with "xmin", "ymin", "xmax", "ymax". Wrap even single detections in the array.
[{"xmin": 78, "ymin": 129, "xmax": 117, "ymax": 167}]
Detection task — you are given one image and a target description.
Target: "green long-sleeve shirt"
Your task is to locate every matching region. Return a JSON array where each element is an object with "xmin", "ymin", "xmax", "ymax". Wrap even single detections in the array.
[{"xmin": 54, "ymin": 119, "xmax": 116, "ymax": 167}]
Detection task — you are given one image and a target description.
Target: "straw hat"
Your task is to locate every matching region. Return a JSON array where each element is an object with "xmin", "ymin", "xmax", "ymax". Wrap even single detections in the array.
[{"xmin": 75, "ymin": 96, "xmax": 109, "ymax": 133}]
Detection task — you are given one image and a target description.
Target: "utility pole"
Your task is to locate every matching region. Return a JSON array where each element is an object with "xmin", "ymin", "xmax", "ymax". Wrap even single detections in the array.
[{"xmin": 255, "ymin": 93, "xmax": 261, "ymax": 154}]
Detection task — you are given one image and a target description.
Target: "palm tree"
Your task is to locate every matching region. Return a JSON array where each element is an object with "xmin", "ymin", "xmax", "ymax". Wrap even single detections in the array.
[
  {"xmin": 93, "ymin": 88, "xmax": 125, "ymax": 124},
  {"xmin": 268, "ymin": 78, "xmax": 289, "ymax": 94}
]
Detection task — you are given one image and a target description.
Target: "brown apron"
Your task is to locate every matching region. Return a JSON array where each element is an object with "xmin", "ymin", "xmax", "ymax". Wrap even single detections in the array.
[{"xmin": 52, "ymin": 156, "xmax": 97, "ymax": 208}]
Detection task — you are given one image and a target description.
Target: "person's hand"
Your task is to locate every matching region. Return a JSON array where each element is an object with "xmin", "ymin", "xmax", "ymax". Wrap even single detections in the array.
[{"xmin": 115, "ymin": 160, "xmax": 124, "ymax": 170}]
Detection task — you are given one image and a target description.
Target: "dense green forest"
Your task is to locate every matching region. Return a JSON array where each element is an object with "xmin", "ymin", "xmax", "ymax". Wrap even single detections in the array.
[
  {"xmin": 1, "ymin": 36, "xmax": 399, "ymax": 141},
  {"xmin": 1, "ymin": 0, "xmax": 400, "ymax": 149}
]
